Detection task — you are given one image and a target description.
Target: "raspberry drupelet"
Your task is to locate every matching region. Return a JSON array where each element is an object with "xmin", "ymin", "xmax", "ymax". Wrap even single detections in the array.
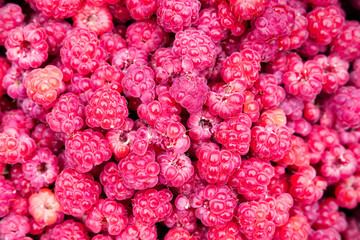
[
  {"xmin": 0, "ymin": 3, "xmax": 24, "ymax": 46},
  {"xmin": 207, "ymin": 221, "xmax": 242, "ymax": 240}
]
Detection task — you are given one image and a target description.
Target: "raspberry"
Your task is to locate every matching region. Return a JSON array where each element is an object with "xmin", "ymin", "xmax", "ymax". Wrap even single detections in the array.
[
  {"xmin": 0, "ymin": 3, "xmax": 24, "ymax": 46},
  {"xmin": 116, "ymin": 215, "xmax": 157, "ymax": 240},
  {"xmin": 304, "ymin": 102, "xmax": 321, "ymax": 124},
  {"xmin": 85, "ymin": 86, "xmax": 129, "ymax": 129},
  {"xmin": 305, "ymin": 0, "xmax": 338, "ymax": 6},
  {"xmin": 125, "ymin": 0, "xmax": 157, "ymax": 20},
  {"xmin": 278, "ymin": 14, "xmax": 309, "ymax": 51},
  {"xmin": 9, "ymin": 164, "xmax": 36, "ymax": 198},
  {"xmin": 164, "ymin": 207, "xmax": 197, "ymax": 232},
  {"xmin": 151, "ymin": 47, "xmax": 183, "ymax": 83},
  {"xmin": 335, "ymin": 175, "xmax": 360, "ymax": 209},
  {"xmin": 289, "ymin": 165, "xmax": 327, "ymax": 204},
  {"xmin": 0, "ymin": 109, "xmax": 34, "ymax": 132},
  {"xmin": 0, "ymin": 127, "xmax": 36, "ymax": 164},
  {"xmin": 22, "ymin": 148, "xmax": 59, "ymax": 189},
  {"xmin": 5, "ymin": 23, "xmax": 48, "ymax": 70},
  {"xmin": 208, "ymin": 221, "xmax": 241, "ymax": 240},
  {"xmin": 237, "ymin": 199, "xmax": 276, "ymax": 240},
  {"xmin": 290, "ymin": 201, "xmax": 320, "ymax": 225},
  {"xmin": 330, "ymin": 21, "xmax": 360, "ymax": 62},
  {"xmin": 55, "ymin": 169, "xmax": 101, "ymax": 217},
  {"xmin": 229, "ymin": 0, "xmax": 269, "ymax": 21},
  {"xmin": 85, "ymin": 199, "xmax": 128, "ymax": 235},
  {"xmin": 280, "ymin": 135, "xmax": 310, "ymax": 167},
  {"xmin": 187, "ymin": 107, "xmax": 221, "ymax": 142},
  {"xmin": 310, "ymin": 228, "xmax": 341, "ymax": 240},
  {"xmin": 170, "ymin": 75, "xmax": 209, "ymax": 113},
  {"xmin": 0, "ymin": 175, "xmax": 16, "ymax": 218},
  {"xmin": 164, "ymin": 228, "xmax": 194, "ymax": 240},
  {"xmin": 197, "ymin": 7, "xmax": 228, "ymax": 44},
  {"xmin": 157, "ymin": 0, "xmax": 201, "ymax": 33},
  {"xmin": 172, "ymin": 28, "xmax": 217, "ymax": 71},
  {"xmin": 343, "ymin": 218, "xmax": 360, "ymax": 240},
  {"xmin": 73, "ymin": 3, "xmax": 113, "ymax": 36},
  {"xmin": 100, "ymin": 32, "xmax": 126, "ymax": 57},
  {"xmin": 92, "ymin": 235, "xmax": 113, "ymax": 240},
  {"xmin": 87, "ymin": 0, "xmax": 121, "ymax": 6},
  {"xmin": 266, "ymin": 193, "xmax": 294, "ymax": 227},
  {"xmin": 112, "ymin": 47, "xmax": 148, "ymax": 70},
  {"xmin": 0, "ymin": 214, "xmax": 30, "ymax": 240},
  {"xmin": 228, "ymin": 157, "xmax": 274, "ymax": 200},
  {"xmin": 243, "ymin": 90, "xmax": 260, "ymax": 122},
  {"xmin": 44, "ymin": 220, "xmax": 89, "ymax": 240},
  {"xmin": 197, "ymin": 145, "xmax": 241, "ymax": 185},
  {"xmin": 31, "ymin": 126, "xmax": 62, "ymax": 156},
  {"xmin": 132, "ymin": 188, "xmax": 173, "ymax": 225},
  {"xmin": 313, "ymin": 198, "xmax": 348, "ymax": 232},
  {"xmin": 35, "ymin": 0, "xmax": 83, "ymax": 20},
  {"xmin": 307, "ymin": 6, "xmax": 345, "ymax": 45},
  {"xmin": 108, "ymin": 1, "xmax": 132, "ymax": 24},
  {"xmin": 214, "ymin": 113, "xmax": 252, "ymax": 155},
  {"xmin": 157, "ymin": 151, "xmax": 194, "ymax": 187},
  {"xmin": 126, "ymin": 20, "xmax": 168, "ymax": 53},
  {"xmin": 28, "ymin": 188, "xmax": 62, "ymax": 226},
  {"xmin": 217, "ymin": 1, "xmax": 248, "ymax": 37},
  {"xmin": 274, "ymin": 214, "xmax": 311, "ymax": 240},
  {"xmin": 254, "ymin": 73, "xmax": 286, "ymax": 109},
  {"xmin": 60, "ymin": 28, "xmax": 108, "ymax": 76},
  {"xmin": 9, "ymin": 196, "xmax": 29, "ymax": 217}
]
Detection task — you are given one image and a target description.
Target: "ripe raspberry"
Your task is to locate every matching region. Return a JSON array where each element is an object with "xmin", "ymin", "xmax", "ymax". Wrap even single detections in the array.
[
  {"xmin": 170, "ymin": 75, "xmax": 209, "ymax": 113},
  {"xmin": 0, "ymin": 214, "xmax": 30, "ymax": 240},
  {"xmin": 304, "ymin": 102, "xmax": 321, "ymax": 123},
  {"xmin": 164, "ymin": 228, "xmax": 194, "ymax": 240},
  {"xmin": 218, "ymin": 1, "xmax": 248, "ymax": 37},
  {"xmin": 310, "ymin": 228, "xmax": 341, "ymax": 240},
  {"xmin": 126, "ymin": 20, "xmax": 168, "ymax": 53},
  {"xmin": 208, "ymin": 221, "xmax": 242, "ymax": 240},
  {"xmin": 330, "ymin": 21, "xmax": 360, "ymax": 62},
  {"xmin": 305, "ymin": 0, "xmax": 338, "ymax": 6},
  {"xmin": 278, "ymin": 14, "xmax": 309, "ymax": 51},
  {"xmin": 197, "ymin": 8, "xmax": 228, "ymax": 44},
  {"xmin": 108, "ymin": 1, "xmax": 132, "ymax": 24},
  {"xmin": 254, "ymin": 73, "xmax": 286, "ymax": 109},
  {"xmin": 60, "ymin": 28, "xmax": 108, "ymax": 76},
  {"xmin": 73, "ymin": 3, "xmax": 113, "ymax": 36},
  {"xmin": 31, "ymin": 126, "xmax": 63, "ymax": 157},
  {"xmin": 133, "ymin": 188, "xmax": 173, "ymax": 225},
  {"xmin": 55, "ymin": 169, "xmax": 101, "ymax": 217},
  {"xmin": 307, "ymin": 6, "xmax": 345, "ymax": 45},
  {"xmin": 9, "ymin": 164, "xmax": 36, "ymax": 198},
  {"xmin": 157, "ymin": 0, "xmax": 201, "ymax": 33},
  {"xmin": 28, "ymin": 188, "xmax": 62, "ymax": 226},
  {"xmin": 0, "ymin": 127, "xmax": 36, "ymax": 164},
  {"xmin": 92, "ymin": 235, "xmax": 113, "ymax": 240},
  {"xmin": 112, "ymin": 47, "xmax": 148, "ymax": 70},
  {"xmin": 22, "ymin": 148, "xmax": 59, "ymax": 190},
  {"xmin": 5, "ymin": 23, "xmax": 48, "ymax": 70},
  {"xmin": 274, "ymin": 214, "xmax": 311, "ymax": 240},
  {"xmin": 0, "ymin": 3, "xmax": 24, "ymax": 46},
  {"xmin": 0, "ymin": 109, "xmax": 34, "ymax": 132},
  {"xmin": 243, "ymin": 90, "xmax": 260, "ymax": 122},
  {"xmin": 313, "ymin": 198, "xmax": 348, "ymax": 232},
  {"xmin": 100, "ymin": 32, "xmax": 126, "ymax": 57},
  {"xmin": 151, "ymin": 47, "xmax": 183, "ymax": 83},
  {"xmin": 44, "ymin": 220, "xmax": 89, "ymax": 240},
  {"xmin": 214, "ymin": 113, "xmax": 252, "ymax": 155},
  {"xmin": 343, "ymin": 218, "xmax": 360, "ymax": 240},
  {"xmin": 85, "ymin": 86, "xmax": 128, "ymax": 129},
  {"xmin": 86, "ymin": 199, "xmax": 128, "ymax": 235},
  {"xmin": 266, "ymin": 193, "xmax": 294, "ymax": 227},
  {"xmin": 164, "ymin": 207, "xmax": 197, "ymax": 232},
  {"xmin": 289, "ymin": 165, "xmax": 327, "ymax": 204},
  {"xmin": 116, "ymin": 215, "xmax": 157, "ymax": 240},
  {"xmin": 237, "ymin": 199, "xmax": 275, "ymax": 240},
  {"xmin": 229, "ymin": 0, "xmax": 268, "ymax": 21},
  {"xmin": 280, "ymin": 135, "xmax": 310, "ymax": 167},
  {"xmin": 290, "ymin": 201, "xmax": 320, "ymax": 225},
  {"xmin": 87, "ymin": 0, "xmax": 121, "ymax": 6},
  {"xmin": 335, "ymin": 175, "xmax": 360, "ymax": 209},
  {"xmin": 197, "ymin": 145, "xmax": 241, "ymax": 185},
  {"xmin": 172, "ymin": 28, "xmax": 217, "ymax": 71},
  {"xmin": 187, "ymin": 107, "xmax": 221, "ymax": 142},
  {"xmin": 228, "ymin": 157, "xmax": 274, "ymax": 200},
  {"xmin": 0, "ymin": 175, "xmax": 16, "ymax": 218},
  {"xmin": 125, "ymin": 0, "xmax": 157, "ymax": 20},
  {"xmin": 9, "ymin": 195, "xmax": 29, "ymax": 217},
  {"xmin": 189, "ymin": 184, "xmax": 237, "ymax": 227}
]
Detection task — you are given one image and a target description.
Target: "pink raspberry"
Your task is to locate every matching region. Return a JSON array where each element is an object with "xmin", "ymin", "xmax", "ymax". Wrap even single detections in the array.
[
  {"xmin": 151, "ymin": 47, "xmax": 183, "ymax": 83},
  {"xmin": 85, "ymin": 86, "xmax": 128, "ymax": 129},
  {"xmin": 111, "ymin": 47, "xmax": 148, "ymax": 70},
  {"xmin": 291, "ymin": 201, "xmax": 320, "ymax": 226},
  {"xmin": 217, "ymin": 1, "xmax": 248, "ymax": 37},
  {"xmin": 85, "ymin": 199, "xmax": 128, "ymax": 235},
  {"xmin": 44, "ymin": 220, "xmax": 89, "ymax": 240},
  {"xmin": 335, "ymin": 175, "xmax": 360, "ymax": 209},
  {"xmin": 172, "ymin": 28, "xmax": 217, "ymax": 71},
  {"xmin": 35, "ymin": 0, "xmax": 83, "ymax": 20},
  {"xmin": 55, "ymin": 169, "xmax": 101, "ymax": 217},
  {"xmin": 330, "ymin": 21, "xmax": 360, "ymax": 62},
  {"xmin": 266, "ymin": 193, "xmax": 294, "ymax": 227},
  {"xmin": 0, "ymin": 57, "xmax": 10, "ymax": 96},
  {"xmin": 197, "ymin": 8, "xmax": 228, "ymax": 44},
  {"xmin": 170, "ymin": 75, "xmax": 209, "ymax": 113},
  {"xmin": 132, "ymin": 188, "xmax": 173, "ymax": 225},
  {"xmin": 164, "ymin": 207, "xmax": 197, "ymax": 232},
  {"xmin": 0, "ymin": 175, "xmax": 16, "ymax": 218},
  {"xmin": 190, "ymin": 184, "xmax": 237, "ymax": 227},
  {"xmin": 282, "ymin": 59, "xmax": 323, "ymax": 101},
  {"xmin": 22, "ymin": 148, "xmax": 59, "ymax": 190},
  {"xmin": 116, "ymin": 215, "xmax": 157, "ymax": 240},
  {"xmin": 298, "ymin": 38, "xmax": 327, "ymax": 58},
  {"xmin": 278, "ymin": 14, "xmax": 309, "ymax": 51},
  {"xmin": 31, "ymin": 123, "xmax": 63, "ymax": 154},
  {"xmin": 228, "ymin": 157, "xmax": 274, "ymax": 200},
  {"xmin": 92, "ymin": 235, "xmax": 113, "ymax": 240},
  {"xmin": 208, "ymin": 221, "xmax": 242, "ymax": 240},
  {"xmin": 9, "ymin": 164, "xmax": 36, "ymax": 198},
  {"xmin": 280, "ymin": 135, "xmax": 310, "ymax": 167},
  {"xmin": 100, "ymin": 32, "xmax": 126, "ymax": 57},
  {"xmin": 126, "ymin": 20, "xmax": 168, "ymax": 53},
  {"xmin": 310, "ymin": 228, "xmax": 341, "ymax": 240},
  {"xmin": 243, "ymin": 90, "xmax": 260, "ymax": 122},
  {"xmin": 108, "ymin": 1, "xmax": 132, "ymax": 23},
  {"xmin": 0, "ymin": 214, "xmax": 30, "ymax": 240},
  {"xmin": 313, "ymin": 198, "xmax": 348, "ymax": 232},
  {"xmin": 307, "ymin": 6, "xmax": 345, "ymax": 45},
  {"xmin": 61, "ymin": 28, "xmax": 108, "ymax": 76},
  {"xmin": 119, "ymin": 149, "xmax": 160, "ymax": 190},
  {"xmin": 164, "ymin": 229, "xmax": 194, "ymax": 240},
  {"xmin": 289, "ymin": 165, "xmax": 327, "ymax": 204},
  {"xmin": 0, "ymin": 109, "xmax": 34, "ymax": 132},
  {"xmin": 305, "ymin": 0, "xmax": 338, "ymax": 6},
  {"xmin": 274, "ymin": 214, "xmax": 311, "ymax": 240},
  {"xmin": 87, "ymin": 0, "xmax": 121, "ymax": 6},
  {"xmin": 0, "ymin": 127, "xmax": 36, "ymax": 164},
  {"xmin": 28, "ymin": 188, "xmax": 62, "ymax": 226},
  {"xmin": 73, "ymin": 3, "xmax": 113, "ymax": 36},
  {"xmin": 187, "ymin": 107, "xmax": 221, "ymax": 142},
  {"xmin": 157, "ymin": 151, "xmax": 194, "ymax": 187},
  {"xmin": 237, "ymin": 199, "xmax": 276, "ymax": 240},
  {"xmin": 157, "ymin": 0, "xmax": 201, "ymax": 33},
  {"xmin": 197, "ymin": 145, "xmax": 241, "ymax": 185},
  {"xmin": 229, "ymin": 0, "xmax": 269, "ymax": 21},
  {"xmin": 0, "ymin": 3, "xmax": 24, "ymax": 46},
  {"xmin": 5, "ymin": 23, "xmax": 48, "ymax": 70},
  {"xmin": 125, "ymin": 0, "xmax": 157, "ymax": 20},
  {"xmin": 343, "ymin": 218, "xmax": 360, "ymax": 240},
  {"xmin": 254, "ymin": 73, "xmax": 286, "ymax": 109}
]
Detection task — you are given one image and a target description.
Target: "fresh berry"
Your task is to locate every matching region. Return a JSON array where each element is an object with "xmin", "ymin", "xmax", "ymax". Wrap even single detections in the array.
[
  {"xmin": 313, "ymin": 198, "xmax": 348, "ymax": 232},
  {"xmin": 187, "ymin": 107, "xmax": 221, "ymax": 142},
  {"xmin": 0, "ymin": 3, "xmax": 24, "ymax": 46},
  {"xmin": 310, "ymin": 228, "xmax": 341, "ymax": 240},
  {"xmin": 34, "ymin": 0, "xmax": 83, "ymax": 20},
  {"xmin": 274, "ymin": 214, "xmax": 311, "ymax": 240},
  {"xmin": 0, "ymin": 175, "xmax": 16, "ymax": 218},
  {"xmin": 0, "ymin": 214, "xmax": 30, "ymax": 240},
  {"xmin": 229, "ymin": 0, "xmax": 269, "ymax": 21},
  {"xmin": 43, "ymin": 220, "xmax": 89, "ymax": 240},
  {"xmin": 116, "ymin": 215, "xmax": 157, "ymax": 240},
  {"xmin": 197, "ymin": 7, "xmax": 228, "ymax": 44}
]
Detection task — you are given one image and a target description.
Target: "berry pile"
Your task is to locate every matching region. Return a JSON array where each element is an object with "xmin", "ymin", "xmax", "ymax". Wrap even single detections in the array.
[{"xmin": 1, "ymin": 0, "xmax": 360, "ymax": 239}]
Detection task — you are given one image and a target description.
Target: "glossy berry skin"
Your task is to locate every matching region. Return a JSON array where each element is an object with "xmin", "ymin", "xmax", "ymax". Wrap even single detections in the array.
[
  {"xmin": 0, "ymin": 3, "xmax": 24, "ymax": 46},
  {"xmin": 85, "ymin": 86, "xmax": 129, "ymax": 130},
  {"xmin": 218, "ymin": 1, "xmax": 248, "ymax": 37},
  {"xmin": 172, "ymin": 28, "xmax": 217, "ymax": 71},
  {"xmin": 0, "ymin": 175, "xmax": 16, "ymax": 218},
  {"xmin": 187, "ymin": 107, "xmax": 221, "ymax": 142},
  {"xmin": 229, "ymin": 0, "xmax": 268, "ymax": 21},
  {"xmin": 60, "ymin": 28, "xmax": 107, "ymax": 76},
  {"xmin": 132, "ymin": 188, "xmax": 173, "ymax": 225},
  {"xmin": 100, "ymin": 32, "xmax": 126, "ymax": 57},
  {"xmin": 208, "ymin": 221, "xmax": 242, "ymax": 240},
  {"xmin": 100, "ymin": 162, "xmax": 135, "ymax": 201},
  {"xmin": 197, "ymin": 7, "xmax": 228, "ymax": 44},
  {"xmin": 85, "ymin": 199, "xmax": 128, "ymax": 235},
  {"xmin": 189, "ymin": 184, "xmax": 238, "ymax": 227},
  {"xmin": 335, "ymin": 175, "xmax": 360, "ymax": 209},
  {"xmin": 164, "ymin": 229, "xmax": 194, "ymax": 240},
  {"xmin": 157, "ymin": 0, "xmax": 201, "ymax": 33},
  {"xmin": 254, "ymin": 74, "xmax": 286, "ymax": 109},
  {"xmin": 280, "ymin": 135, "xmax": 310, "ymax": 167},
  {"xmin": 5, "ymin": 23, "xmax": 48, "ymax": 70},
  {"xmin": 43, "ymin": 220, "xmax": 89, "ymax": 240},
  {"xmin": 310, "ymin": 228, "xmax": 341, "ymax": 240},
  {"xmin": 35, "ymin": 0, "xmax": 83, "ymax": 20},
  {"xmin": 125, "ymin": 0, "xmax": 157, "ymax": 20},
  {"xmin": 307, "ymin": 6, "xmax": 345, "ymax": 45},
  {"xmin": 164, "ymin": 207, "xmax": 197, "ymax": 232},
  {"xmin": 274, "ymin": 214, "xmax": 311, "ymax": 240},
  {"xmin": 54, "ymin": 169, "xmax": 101, "ymax": 217},
  {"xmin": 116, "ymin": 215, "xmax": 157, "ymax": 240},
  {"xmin": 228, "ymin": 157, "xmax": 274, "ymax": 200},
  {"xmin": 197, "ymin": 145, "xmax": 241, "ymax": 185},
  {"xmin": 65, "ymin": 129, "xmax": 112, "ymax": 173},
  {"xmin": 0, "ymin": 213, "xmax": 30, "ymax": 240}
]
